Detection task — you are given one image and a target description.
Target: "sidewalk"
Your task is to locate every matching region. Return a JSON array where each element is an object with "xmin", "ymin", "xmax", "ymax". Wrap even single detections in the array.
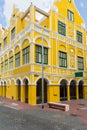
[
  {"xmin": 0, "ymin": 96, "xmax": 87, "ymax": 125},
  {"xmin": 0, "ymin": 96, "xmax": 34, "ymax": 110},
  {"xmin": 0, "ymin": 96, "xmax": 49, "ymax": 110},
  {"xmin": 62, "ymin": 99, "xmax": 87, "ymax": 125}
]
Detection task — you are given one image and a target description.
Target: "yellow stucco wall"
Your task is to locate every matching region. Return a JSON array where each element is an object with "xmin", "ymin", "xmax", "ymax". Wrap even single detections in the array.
[{"xmin": 0, "ymin": 0, "xmax": 87, "ymax": 105}]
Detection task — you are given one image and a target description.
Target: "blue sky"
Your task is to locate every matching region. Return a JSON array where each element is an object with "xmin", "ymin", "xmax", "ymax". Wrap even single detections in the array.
[
  {"xmin": 0, "ymin": 0, "xmax": 7, "ymax": 27},
  {"xmin": 75, "ymin": 0, "xmax": 87, "ymax": 28},
  {"xmin": 0, "ymin": 0, "xmax": 87, "ymax": 29}
]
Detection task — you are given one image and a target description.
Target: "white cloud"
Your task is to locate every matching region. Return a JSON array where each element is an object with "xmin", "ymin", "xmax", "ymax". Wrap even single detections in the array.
[{"xmin": 3, "ymin": 0, "xmax": 54, "ymax": 27}]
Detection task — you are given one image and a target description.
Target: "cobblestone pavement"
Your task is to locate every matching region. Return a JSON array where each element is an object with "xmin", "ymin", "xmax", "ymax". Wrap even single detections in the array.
[{"xmin": 0, "ymin": 97, "xmax": 87, "ymax": 130}]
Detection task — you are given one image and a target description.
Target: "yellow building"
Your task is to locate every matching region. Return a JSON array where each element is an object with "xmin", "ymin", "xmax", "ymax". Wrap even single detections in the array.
[{"xmin": 0, "ymin": 0, "xmax": 87, "ymax": 105}]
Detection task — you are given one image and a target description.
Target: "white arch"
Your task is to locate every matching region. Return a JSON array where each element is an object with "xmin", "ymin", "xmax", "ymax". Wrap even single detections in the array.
[
  {"xmin": 9, "ymin": 49, "xmax": 14, "ymax": 56},
  {"xmin": 14, "ymin": 44, "xmax": 21, "ymax": 51},
  {"xmin": 69, "ymin": 79, "xmax": 77, "ymax": 85},
  {"xmin": 15, "ymin": 77, "xmax": 23, "ymax": 85},
  {"xmin": 77, "ymin": 79, "xmax": 84, "ymax": 85},
  {"xmin": 4, "ymin": 80, "xmax": 7, "ymax": 85},
  {"xmin": 34, "ymin": 36, "xmax": 50, "ymax": 48},
  {"xmin": 35, "ymin": 76, "xmax": 50, "ymax": 85},
  {"xmin": 21, "ymin": 37, "xmax": 31, "ymax": 46},
  {"xmin": 22, "ymin": 76, "xmax": 30, "ymax": 85},
  {"xmin": 0, "ymin": 80, "xmax": 4, "ymax": 86},
  {"xmin": 0, "ymin": 81, "xmax": 1, "ymax": 86},
  {"xmin": 4, "ymin": 53, "xmax": 9, "ymax": 59},
  {"xmin": 0, "ymin": 80, "xmax": 7, "ymax": 85},
  {"xmin": 68, "ymin": 78, "xmax": 77, "ymax": 85},
  {"xmin": 58, "ymin": 78, "xmax": 68, "ymax": 85}
]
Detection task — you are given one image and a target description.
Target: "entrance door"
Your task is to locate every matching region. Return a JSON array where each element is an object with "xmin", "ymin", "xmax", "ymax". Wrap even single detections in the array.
[
  {"xmin": 60, "ymin": 79, "xmax": 67, "ymax": 101},
  {"xmin": 16, "ymin": 79, "xmax": 21, "ymax": 101},
  {"xmin": 23, "ymin": 79, "xmax": 28, "ymax": 103},
  {"xmin": 70, "ymin": 80, "xmax": 76, "ymax": 100},
  {"xmin": 78, "ymin": 80, "xmax": 84, "ymax": 99},
  {"xmin": 36, "ymin": 78, "xmax": 48, "ymax": 104}
]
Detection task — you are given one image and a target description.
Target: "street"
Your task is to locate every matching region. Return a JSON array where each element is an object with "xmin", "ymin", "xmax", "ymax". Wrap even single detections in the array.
[{"xmin": 0, "ymin": 104, "xmax": 87, "ymax": 130}]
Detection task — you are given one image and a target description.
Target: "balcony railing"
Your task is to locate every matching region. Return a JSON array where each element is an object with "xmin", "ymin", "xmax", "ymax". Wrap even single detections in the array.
[
  {"xmin": 44, "ymin": 28, "xmax": 50, "ymax": 36},
  {"xmin": 34, "ymin": 24, "xmax": 42, "ymax": 33}
]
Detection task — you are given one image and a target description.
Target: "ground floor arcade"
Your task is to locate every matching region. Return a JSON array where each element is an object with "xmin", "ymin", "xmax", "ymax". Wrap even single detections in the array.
[{"xmin": 0, "ymin": 78, "xmax": 87, "ymax": 105}]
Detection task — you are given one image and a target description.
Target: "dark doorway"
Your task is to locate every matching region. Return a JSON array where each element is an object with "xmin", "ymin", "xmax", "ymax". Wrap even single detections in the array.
[
  {"xmin": 70, "ymin": 80, "xmax": 76, "ymax": 100},
  {"xmin": 23, "ymin": 78, "xmax": 28, "ymax": 103},
  {"xmin": 60, "ymin": 79, "xmax": 67, "ymax": 101},
  {"xmin": 36, "ymin": 78, "xmax": 48, "ymax": 104},
  {"xmin": 78, "ymin": 80, "xmax": 84, "ymax": 99},
  {"xmin": 16, "ymin": 79, "xmax": 21, "ymax": 101}
]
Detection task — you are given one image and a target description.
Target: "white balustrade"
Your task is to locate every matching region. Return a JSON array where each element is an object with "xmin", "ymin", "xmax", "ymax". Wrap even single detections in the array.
[
  {"xmin": 44, "ymin": 28, "xmax": 50, "ymax": 36},
  {"xmin": 35, "ymin": 24, "xmax": 42, "ymax": 33}
]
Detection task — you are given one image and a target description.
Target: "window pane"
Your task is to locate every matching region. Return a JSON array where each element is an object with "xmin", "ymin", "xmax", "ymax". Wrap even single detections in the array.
[
  {"xmin": 15, "ymin": 52, "xmax": 20, "ymax": 67},
  {"xmin": 36, "ymin": 45, "xmax": 48, "ymax": 64},
  {"xmin": 11, "ymin": 27, "xmax": 15, "ymax": 40},
  {"xmin": 9, "ymin": 56, "xmax": 13, "ymax": 69},
  {"xmin": 39, "ymin": 54, "xmax": 42, "ymax": 63},
  {"xmin": 1, "ymin": 62, "xmax": 4, "ymax": 72},
  {"xmin": 0, "ymin": 43, "xmax": 1, "ymax": 51},
  {"xmin": 58, "ymin": 21, "xmax": 66, "ymax": 36},
  {"xmin": 5, "ymin": 60, "xmax": 8, "ymax": 71},
  {"xmin": 78, "ymin": 56, "xmax": 84, "ymax": 70},
  {"xmin": 4, "ymin": 37, "xmax": 7, "ymax": 47},
  {"xmin": 23, "ymin": 46, "xmax": 29, "ymax": 64},
  {"xmin": 76, "ymin": 31, "xmax": 82, "ymax": 43},
  {"xmin": 68, "ymin": 10, "xmax": 74, "ymax": 22},
  {"xmin": 59, "ymin": 51, "xmax": 67, "ymax": 68}
]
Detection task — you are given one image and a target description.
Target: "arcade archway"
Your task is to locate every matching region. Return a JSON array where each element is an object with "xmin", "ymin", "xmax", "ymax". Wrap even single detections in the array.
[
  {"xmin": 78, "ymin": 80, "xmax": 84, "ymax": 99},
  {"xmin": 36, "ymin": 78, "xmax": 48, "ymax": 104},
  {"xmin": 23, "ymin": 78, "xmax": 29, "ymax": 103},
  {"xmin": 70, "ymin": 80, "xmax": 76, "ymax": 100},
  {"xmin": 60, "ymin": 79, "xmax": 68, "ymax": 101},
  {"xmin": 16, "ymin": 79, "xmax": 21, "ymax": 101}
]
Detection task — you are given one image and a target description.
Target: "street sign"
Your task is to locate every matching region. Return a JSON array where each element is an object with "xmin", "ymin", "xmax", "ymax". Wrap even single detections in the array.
[{"xmin": 75, "ymin": 72, "xmax": 83, "ymax": 77}]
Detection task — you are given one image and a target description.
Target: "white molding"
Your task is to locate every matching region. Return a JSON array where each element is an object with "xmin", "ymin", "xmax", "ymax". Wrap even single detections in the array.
[
  {"xmin": 0, "ymin": 21, "xmax": 87, "ymax": 60},
  {"xmin": 21, "ymin": 37, "xmax": 31, "ymax": 46},
  {"xmin": 35, "ymin": 76, "xmax": 50, "ymax": 85},
  {"xmin": 34, "ymin": 35, "xmax": 50, "ymax": 48},
  {"xmin": 58, "ymin": 78, "xmax": 68, "ymax": 85},
  {"xmin": 14, "ymin": 44, "xmax": 21, "ymax": 51}
]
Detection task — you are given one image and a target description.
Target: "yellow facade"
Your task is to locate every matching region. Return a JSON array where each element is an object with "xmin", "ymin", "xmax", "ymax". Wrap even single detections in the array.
[{"xmin": 0, "ymin": 0, "xmax": 87, "ymax": 105}]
